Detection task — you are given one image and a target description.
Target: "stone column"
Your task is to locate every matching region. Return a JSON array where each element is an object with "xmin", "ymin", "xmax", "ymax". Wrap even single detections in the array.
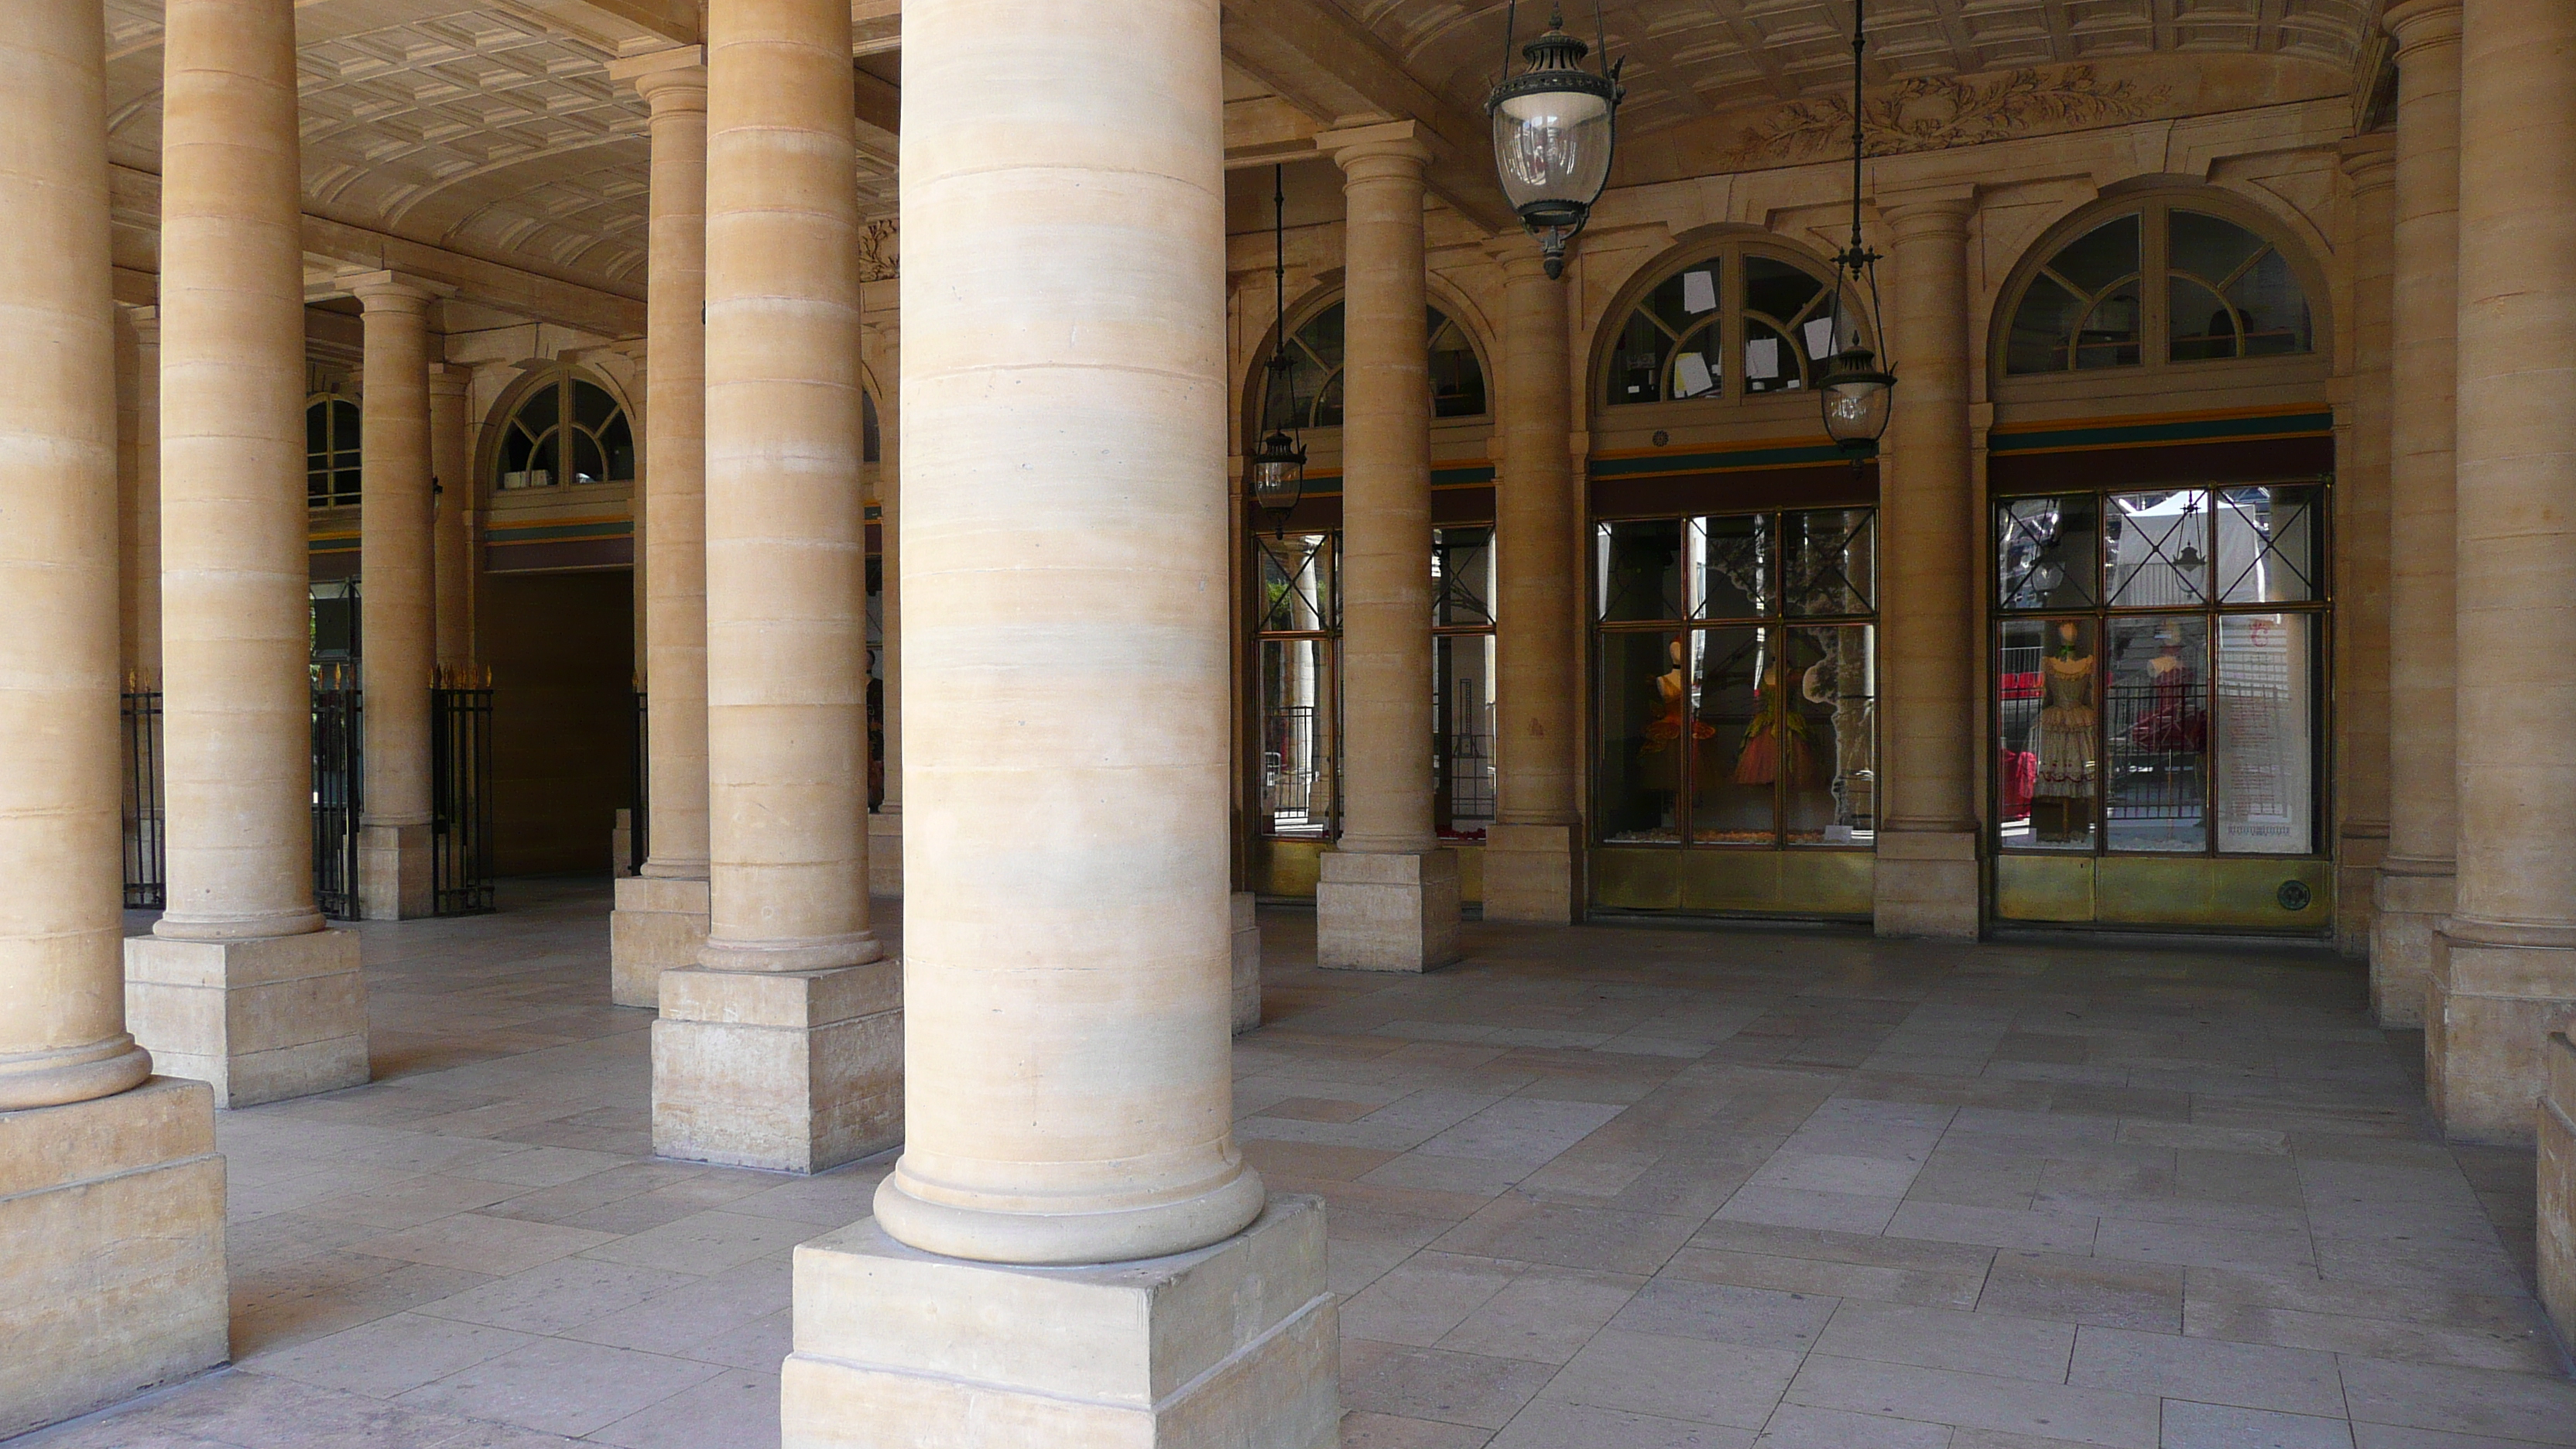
[
  {"xmin": 126, "ymin": 0, "xmax": 366, "ymax": 1109},
  {"xmin": 117, "ymin": 304, "xmax": 163, "ymax": 683},
  {"xmin": 608, "ymin": 48, "xmax": 711, "ymax": 1009},
  {"xmin": 351, "ymin": 272, "xmax": 437, "ymax": 921},
  {"xmin": 0, "ymin": 0, "xmax": 225, "ymax": 1433},
  {"xmin": 650, "ymin": 0, "xmax": 896, "ymax": 1175},
  {"xmin": 2375, "ymin": 0, "xmax": 2464, "ymax": 1027},
  {"xmin": 865, "ymin": 320, "xmax": 902, "ymax": 896},
  {"xmin": 2337, "ymin": 138, "xmax": 2397, "ymax": 963},
  {"xmin": 786, "ymin": 0, "xmax": 1331, "ymax": 1437},
  {"xmin": 1314, "ymin": 119, "xmax": 1459, "ymax": 972},
  {"xmin": 2431, "ymin": 0, "xmax": 2576, "ymax": 1143},
  {"xmin": 430, "ymin": 364, "xmax": 473, "ymax": 674},
  {"xmin": 1872, "ymin": 188, "xmax": 1981, "ymax": 939},
  {"xmin": 1484, "ymin": 238, "xmax": 1581, "ymax": 923}
]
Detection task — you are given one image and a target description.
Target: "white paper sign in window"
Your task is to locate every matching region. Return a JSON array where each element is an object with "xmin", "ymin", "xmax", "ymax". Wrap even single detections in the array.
[
  {"xmin": 1681, "ymin": 269, "xmax": 1718, "ymax": 316},
  {"xmin": 1745, "ymin": 337, "xmax": 1781, "ymax": 381},
  {"xmin": 1804, "ymin": 317, "xmax": 1837, "ymax": 362},
  {"xmin": 1675, "ymin": 352, "xmax": 1715, "ymax": 397}
]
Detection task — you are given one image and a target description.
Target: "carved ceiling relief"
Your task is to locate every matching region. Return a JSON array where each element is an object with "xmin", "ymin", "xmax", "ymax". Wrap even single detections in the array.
[
  {"xmin": 856, "ymin": 221, "xmax": 899, "ymax": 283},
  {"xmin": 1722, "ymin": 66, "xmax": 2174, "ymax": 167}
]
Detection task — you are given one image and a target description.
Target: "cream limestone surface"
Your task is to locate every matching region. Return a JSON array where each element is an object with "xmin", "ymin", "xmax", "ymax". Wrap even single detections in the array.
[
  {"xmin": 2375, "ymin": 0, "xmax": 2464, "ymax": 1029},
  {"xmin": 1316, "ymin": 121, "xmax": 1460, "ymax": 975},
  {"xmin": 608, "ymin": 48, "xmax": 711, "ymax": 1009},
  {"xmin": 427, "ymin": 365, "xmax": 474, "ymax": 673},
  {"xmin": 354, "ymin": 273, "xmax": 438, "ymax": 922},
  {"xmin": 868, "ymin": 321, "xmax": 903, "ymax": 898},
  {"xmin": 0, "ymin": 3, "xmax": 224, "ymax": 1435},
  {"xmin": 115, "ymin": 305, "xmax": 163, "ymax": 684},
  {"xmin": 2334, "ymin": 137, "xmax": 2396, "ymax": 964},
  {"xmin": 2544, "ymin": 1032, "xmax": 2576, "ymax": 1345},
  {"xmin": 869, "ymin": 0, "xmax": 1270, "ymax": 1269},
  {"xmin": 1872, "ymin": 190, "xmax": 1981, "ymax": 941},
  {"xmin": 2430, "ymin": 0, "xmax": 2576, "ymax": 1146},
  {"xmin": 654, "ymin": 0, "xmax": 892, "ymax": 1177},
  {"xmin": 1483, "ymin": 243, "xmax": 1581, "ymax": 927}
]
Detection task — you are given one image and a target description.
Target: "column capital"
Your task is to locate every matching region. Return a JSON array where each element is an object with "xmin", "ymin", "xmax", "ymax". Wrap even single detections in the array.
[
  {"xmin": 2339, "ymin": 132, "xmax": 2398, "ymax": 190},
  {"xmin": 1880, "ymin": 184, "xmax": 1978, "ymax": 237},
  {"xmin": 611, "ymin": 46, "xmax": 708, "ymax": 110},
  {"xmin": 123, "ymin": 302, "xmax": 160, "ymax": 344},
  {"xmin": 1483, "ymin": 231, "xmax": 1557, "ymax": 279},
  {"xmin": 2383, "ymin": 0, "xmax": 2461, "ymax": 55},
  {"xmin": 1318, "ymin": 118, "xmax": 1435, "ymax": 175},
  {"xmin": 342, "ymin": 270, "xmax": 440, "ymax": 312},
  {"xmin": 427, "ymin": 361, "xmax": 471, "ymax": 399}
]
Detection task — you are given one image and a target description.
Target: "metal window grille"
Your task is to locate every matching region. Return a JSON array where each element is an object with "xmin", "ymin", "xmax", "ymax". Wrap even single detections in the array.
[
  {"xmin": 121, "ymin": 688, "xmax": 165, "ymax": 909},
  {"xmin": 311, "ymin": 663, "xmax": 362, "ymax": 920},
  {"xmin": 432, "ymin": 684, "xmax": 495, "ymax": 916},
  {"xmin": 629, "ymin": 689, "xmax": 649, "ymax": 875}
]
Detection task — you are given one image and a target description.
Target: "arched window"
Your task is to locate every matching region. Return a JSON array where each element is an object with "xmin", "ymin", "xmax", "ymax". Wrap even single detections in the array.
[
  {"xmin": 1262, "ymin": 301, "xmax": 1488, "ymax": 429},
  {"xmin": 1603, "ymin": 244, "xmax": 1848, "ymax": 408},
  {"xmin": 2005, "ymin": 202, "xmax": 2314, "ymax": 375},
  {"xmin": 306, "ymin": 394, "xmax": 361, "ymax": 507},
  {"xmin": 494, "ymin": 372, "xmax": 635, "ymax": 491}
]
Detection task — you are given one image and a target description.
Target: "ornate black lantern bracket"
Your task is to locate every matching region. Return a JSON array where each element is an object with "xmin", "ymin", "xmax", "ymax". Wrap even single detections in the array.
[
  {"xmin": 1818, "ymin": 0, "xmax": 1896, "ymax": 462},
  {"xmin": 1486, "ymin": 3, "xmax": 1623, "ymax": 279}
]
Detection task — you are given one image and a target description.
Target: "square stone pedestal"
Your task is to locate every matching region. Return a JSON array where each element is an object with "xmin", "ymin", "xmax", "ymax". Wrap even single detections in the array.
[
  {"xmin": 653, "ymin": 961, "xmax": 902, "ymax": 1173},
  {"xmin": 610, "ymin": 875, "xmax": 711, "ymax": 1009},
  {"xmin": 1317, "ymin": 847, "xmax": 1459, "ymax": 973},
  {"xmin": 2371, "ymin": 863, "xmax": 2454, "ymax": 1029},
  {"xmin": 868, "ymin": 810, "xmax": 903, "ymax": 896},
  {"xmin": 358, "ymin": 820, "xmax": 433, "ymax": 920},
  {"xmin": 1231, "ymin": 891, "xmax": 1261, "ymax": 1034},
  {"xmin": 1480, "ymin": 823, "xmax": 1576, "ymax": 924},
  {"xmin": 125, "ymin": 929, "xmax": 368, "ymax": 1108},
  {"xmin": 2541, "ymin": 1033, "xmax": 2576, "ymax": 1346},
  {"xmin": 2427, "ymin": 929, "xmax": 2576, "ymax": 1145},
  {"xmin": 782, "ymin": 1194, "xmax": 1337, "ymax": 1449},
  {"xmin": 0, "ymin": 1077, "xmax": 228, "ymax": 1437},
  {"xmin": 1872, "ymin": 827, "xmax": 1980, "ymax": 940}
]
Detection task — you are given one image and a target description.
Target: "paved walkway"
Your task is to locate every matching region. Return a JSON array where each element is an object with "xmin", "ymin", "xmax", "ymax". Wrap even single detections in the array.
[{"xmin": 14, "ymin": 883, "xmax": 2572, "ymax": 1447}]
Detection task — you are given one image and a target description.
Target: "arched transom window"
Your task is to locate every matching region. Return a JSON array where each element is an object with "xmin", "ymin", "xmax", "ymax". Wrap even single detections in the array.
[
  {"xmin": 495, "ymin": 372, "xmax": 635, "ymax": 491},
  {"xmin": 1605, "ymin": 245, "xmax": 1849, "ymax": 408},
  {"xmin": 2005, "ymin": 203, "xmax": 2314, "ymax": 375},
  {"xmin": 307, "ymin": 394, "xmax": 361, "ymax": 507},
  {"xmin": 1263, "ymin": 301, "xmax": 1488, "ymax": 429}
]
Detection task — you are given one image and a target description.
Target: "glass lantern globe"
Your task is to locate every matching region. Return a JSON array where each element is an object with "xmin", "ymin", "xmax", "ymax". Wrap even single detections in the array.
[
  {"xmin": 1246, "ymin": 429, "xmax": 1307, "ymax": 529},
  {"xmin": 1487, "ymin": 15, "xmax": 1621, "ymax": 279},
  {"xmin": 1819, "ymin": 349, "xmax": 1895, "ymax": 458}
]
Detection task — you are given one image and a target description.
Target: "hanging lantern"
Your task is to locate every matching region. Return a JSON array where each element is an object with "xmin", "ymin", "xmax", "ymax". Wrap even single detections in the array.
[
  {"xmin": 1248, "ymin": 165, "xmax": 1307, "ymax": 534},
  {"xmin": 1486, "ymin": 3, "xmax": 1622, "ymax": 279},
  {"xmin": 1820, "ymin": 0, "xmax": 1895, "ymax": 461}
]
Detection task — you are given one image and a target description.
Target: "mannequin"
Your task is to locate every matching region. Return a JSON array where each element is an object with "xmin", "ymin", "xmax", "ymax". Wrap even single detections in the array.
[{"xmin": 2031, "ymin": 619, "xmax": 2097, "ymax": 842}]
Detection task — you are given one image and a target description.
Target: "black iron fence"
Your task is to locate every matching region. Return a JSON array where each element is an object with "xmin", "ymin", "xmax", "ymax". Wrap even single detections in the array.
[
  {"xmin": 629, "ymin": 688, "xmax": 648, "ymax": 875},
  {"xmin": 120, "ymin": 687, "xmax": 165, "ymax": 909},
  {"xmin": 432, "ymin": 681, "xmax": 495, "ymax": 916},
  {"xmin": 311, "ymin": 663, "xmax": 363, "ymax": 920}
]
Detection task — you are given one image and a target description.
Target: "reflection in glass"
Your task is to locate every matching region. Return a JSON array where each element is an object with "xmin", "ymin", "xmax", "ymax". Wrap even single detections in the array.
[
  {"xmin": 1258, "ymin": 637, "xmax": 1338, "ymax": 838},
  {"xmin": 1597, "ymin": 519, "xmax": 1684, "ymax": 622},
  {"xmin": 2007, "ymin": 214, "xmax": 2143, "ymax": 374},
  {"xmin": 1784, "ymin": 509, "xmax": 1876, "ymax": 615},
  {"xmin": 2215, "ymin": 613, "xmax": 2317, "ymax": 853},
  {"xmin": 1435, "ymin": 633, "xmax": 1496, "ymax": 839},
  {"xmin": 1433, "ymin": 526, "xmax": 1494, "ymax": 627},
  {"xmin": 1997, "ymin": 618, "xmax": 2097, "ymax": 850},
  {"xmin": 2105, "ymin": 490, "xmax": 2211, "ymax": 606},
  {"xmin": 1255, "ymin": 533, "xmax": 1334, "ymax": 632},
  {"xmin": 2104, "ymin": 615, "xmax": 2208, "ymax": 852},
  {"xmin": 1997, "ymin": 495, "xmax": 2099, "ymax": 610},
  {"xmin": 1786, "ymin": 625, "xmax": 1875, "ymax": 844},
  {"xmin": 2168, "ymin": 211, "xmax": 2312, "ymax": 361},
  {"xmin": 1690, "ymin": 627, "xmax": 1772, "ymax": 844},
  {"xmin": 1597, "ymin": 631, "xmax": 1687, "ymax": 842},
  {"xmin": 1693, "ymin": 515, "xmax": 1771, "ymax": 619},
  {"xmin": 2214, "ymin": 486, "xmax": 2320, "ymax": 604}
]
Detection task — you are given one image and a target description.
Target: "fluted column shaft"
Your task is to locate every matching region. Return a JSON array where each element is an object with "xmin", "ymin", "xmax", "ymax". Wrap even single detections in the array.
[
  {"xmin": 697, "ymin": 0, "xmax": 873, "ymax": 971},
  {"xmin": 355, "ymin": 279, "xmax": 435, "ymax": 832},
  {"xmin": 154, "ymin": 0, "xmax": 320, "ymax": 942},
  {"xmin": 0, "ymin": 0, "xmax": 152, "ymax": 1110},
  {"xmin": 2431, "ymin": 0, "xmax": 2576, "ymax": 1142},
  {"xmin": 2376, "ymin": 0, "xmax": 2463, "ymax": 1020},
  {"xmin": 430, "ymin": 365, "xmax": 473, "ymax": 673},
  {"xmin": 635, "ymin": 57, "xmax": 710, "ymax": 879},
  {"xmin": 872, "ymin": 0, "xmax": 1262, "ymax": 1264}
]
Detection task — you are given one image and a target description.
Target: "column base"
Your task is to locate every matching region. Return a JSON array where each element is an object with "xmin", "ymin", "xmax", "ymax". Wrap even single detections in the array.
[
  {"xmin": 610, "ymin": 875, "xmax": 711, "ymax": 1009},
  {"xmin": 869, "ymin": 810, "xmax": 902, "ymax": 896},
  {"xmin": 2541, "ymin": 1033, "xmax": 2576, "ymax": 1347},
  {"xmin": 2372, "ymin": 859, "xmax": 2454, "ymax": 1029},
  {"xmin": 652, "ymin": 961, "xmax": 902, "ymax": 1173},
  {"xmin": 2427, "ymin": 920, "xmax": 2576, "ymax": 1145},
  {"xmin": 125, "ymin": 930, "xmax": 368, "ymax": 1108},
  {"xmin": 358, "ymin": 820, "xmax": 435, "ymax": 920},
  {"xmin": 1872, "ymin": 827, "xmax": 1980, "ymax": 940},
  {"xmin": 2336, "ymin": 824, "xmax": 2389, "ymax": 961},
  {"xmin": 1481, "ymin": 823, "xmax": 1577, "ymax": 925},
  {"xmin": 1316, "ymin": 847, "xmax": 1460, "ymax": 973},
  {"xmin": 782, "ymin": 1194, "xmax": 1336, "ymax": 1449},
  {"xmin": 0, "ymin": 1077, "xmax": 228, "ymax": 1438},
  {"xmin": 1231, "ymin": 891, "xmax": 1261, "ymax": 1034}
]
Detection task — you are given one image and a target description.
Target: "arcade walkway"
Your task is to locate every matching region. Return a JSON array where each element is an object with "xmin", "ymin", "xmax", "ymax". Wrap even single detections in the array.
[{"xmin": 14, "ymin": 884, "xmax": 2573, "ymax": 1448}]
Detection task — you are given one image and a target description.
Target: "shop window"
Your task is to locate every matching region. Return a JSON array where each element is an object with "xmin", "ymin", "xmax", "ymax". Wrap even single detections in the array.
[
  {"xmin": 1262, "ymin": 302, "xmax": 1488, "ymax": 429},
  {"xmin": 306, "ymin": 395, "xmax": 361, "ymax": 507},
  {"xmin": 1603, "ymin": 244, "xmax": 1849, "ymax": 408},
  {"xmin": 1594, "ymin": 509, "xmax": 1879, "ymax": 848},
  {"xmin": 1434, "ymin": 526, "xmax": 1495, "ymax": 841},
  {"xmin": 1994, "ymin": 485, "xmax": 2325, "ymax": 856},
  {"xmin": 1255, "ymin": 532, "xmax": 1338, "ymax": 839},
  {"xmin": 2006, "ymin": 203, "xmax": 2313, "ymax": 375},
  {"xmin": 495, "ymin": 372, "xmax": 635, "ymax": 491}
]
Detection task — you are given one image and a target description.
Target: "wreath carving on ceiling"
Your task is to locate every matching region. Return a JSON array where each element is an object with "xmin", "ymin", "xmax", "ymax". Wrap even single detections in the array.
[{"xmin": 1723, "ymin": 65, "xmax": 2172, "ymax": 168}]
